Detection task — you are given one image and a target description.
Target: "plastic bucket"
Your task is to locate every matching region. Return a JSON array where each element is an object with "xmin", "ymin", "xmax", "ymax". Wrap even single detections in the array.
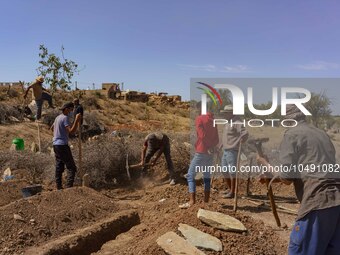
[
  {"xmin": 12, "ymin": 138, "xmax": 24, "ymax": 151},
  {"xmin": 21, "ymin": 185, "xmax": 42, "ymax": 198}
]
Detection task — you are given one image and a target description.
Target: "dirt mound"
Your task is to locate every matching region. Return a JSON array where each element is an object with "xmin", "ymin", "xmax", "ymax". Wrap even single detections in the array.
[
  {"xmin": 99, "ymin": 183, "xmax": 288, "ymax": 255},
  {"xmin": 0, "ymin": 187, "xmax": 128, "ymax": 254},
  {"xmin": 0, "ymin": 179, "xmax": 28, "ymax": 207}
]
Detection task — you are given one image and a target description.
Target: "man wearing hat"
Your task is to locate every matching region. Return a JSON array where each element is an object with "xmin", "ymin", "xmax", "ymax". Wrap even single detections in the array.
[
  {"xmin": 23, "ymin": 76, "xmax": 54, "ymax": 120},
  {"xmin": 220, "ymin": 104, "xmax": 248, "ymax": 198},
  {"xmin": 51, "ymin": 102, "xmax": 82, "ymax": 189},
  {"xmin": 257, "ymin": 105, "xmax": 340, "ymax": 254}
]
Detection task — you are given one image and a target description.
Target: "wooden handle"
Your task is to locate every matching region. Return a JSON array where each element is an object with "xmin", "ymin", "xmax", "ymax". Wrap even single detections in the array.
[
  {"xmin": 265, "ymin": 179, "xmax": 281, "ymax": 227},
  {"xmin": 233, "ymin": 142, "xmax": 242, "ymax": 212},
  {"xmin": 255, "ymin": 142, "xmax": 281, "ymax": 227}
]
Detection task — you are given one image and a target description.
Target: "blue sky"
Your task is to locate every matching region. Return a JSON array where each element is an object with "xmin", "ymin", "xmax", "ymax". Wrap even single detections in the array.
[{"xmin": 1, "ymin": 0, "xmax": 340, "ymax": 105}]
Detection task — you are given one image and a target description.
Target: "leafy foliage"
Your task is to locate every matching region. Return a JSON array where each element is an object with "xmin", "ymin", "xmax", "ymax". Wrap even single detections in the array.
[
  {"xmin": 36, "ymin": 45, "xmax": 79, "ymax": 92},
  {"xmin": 306, "ymin": 92, "xmax": 332, "ymax": 128}
]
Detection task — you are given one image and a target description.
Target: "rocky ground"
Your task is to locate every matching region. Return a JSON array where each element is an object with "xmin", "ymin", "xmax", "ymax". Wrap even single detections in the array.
[{"xmin": 0, "ymin": 170, "xmax": 298, "ymax": 255}]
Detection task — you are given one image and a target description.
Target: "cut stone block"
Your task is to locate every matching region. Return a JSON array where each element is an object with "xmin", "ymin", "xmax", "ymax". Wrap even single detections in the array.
[
  {"xmin": 178, "ymin": 223, "xmax": 222, "ymax": 251},
  {"xmin": 197, "ymin": 208, "xmax": 247, "ymax": 233},
  {"xmin": 157, "ymin": 231, "xmax": 205, "ymax": 255}
]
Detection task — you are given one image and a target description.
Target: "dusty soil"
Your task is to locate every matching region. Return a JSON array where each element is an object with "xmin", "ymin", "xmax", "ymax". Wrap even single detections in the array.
[
  {"xmin": 95, "ymin": 177, "xmax": 296, "ymax": 255},
  {"xmin": 0, "ymin": 179, "xmax": 28, "ymax": 207},
  {"xmin": 0, "ymin": 187, "xmax": 130, "ymax": 255},
  {"xmin": 0, "ymin": 172, "xmax": 297, "ymax": 255}
]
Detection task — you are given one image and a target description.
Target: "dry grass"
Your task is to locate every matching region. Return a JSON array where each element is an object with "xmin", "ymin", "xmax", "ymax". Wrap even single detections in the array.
[
  {"xmin": 0, "ymin": 150, "xmax": 54, "ymax": 184},
  {"xmin": 71, "ymin": 131, "xmax": 190, "ymax": 188},
  {"xmin": 0, "ymin": 103, "xmax": 23, "ymax": 124}
]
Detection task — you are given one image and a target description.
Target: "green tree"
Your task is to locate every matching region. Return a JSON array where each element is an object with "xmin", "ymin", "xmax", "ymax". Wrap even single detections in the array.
[
  {"xmin": 36, "ymin": 45, "xmax": 80, "ymax": 92},
  {"xmin": 306, "ymin": 92, "xmax": 332, "ymax": 128}
]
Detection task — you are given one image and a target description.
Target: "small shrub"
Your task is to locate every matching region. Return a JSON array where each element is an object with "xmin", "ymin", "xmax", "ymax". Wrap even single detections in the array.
[
  {"xmin": 42, "ymin": 109, "xmax": 59, "ymax": 126},
  {"xmin": 0, "ymin": 150, "xmax": 54, "ymax": 183},
  {"xmin": 0, "ymin": 103, "xmax": 22, "ymax": 123},
  {"xmin": 83, "ymin": 95, "xmax": 101, "ymax": 109},
  {"xmin": 7, "ymin": 89, "xmax": 19, "ymax": 98}
]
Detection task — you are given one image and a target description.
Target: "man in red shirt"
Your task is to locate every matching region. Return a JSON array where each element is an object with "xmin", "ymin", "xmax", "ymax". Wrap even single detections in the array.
[{"xmin": 180, "ymin": 102, "xmax": 219, "ymax": 208}]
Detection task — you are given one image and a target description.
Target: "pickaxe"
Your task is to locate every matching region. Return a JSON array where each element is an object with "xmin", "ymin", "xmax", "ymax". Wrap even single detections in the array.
[
  {"xmin": 125, "ymin": 153, "xmax": 154, "ymax": 180},
  {"xmin": 248, "ymin": 137, "xmax": 281, "ymax": 227}
]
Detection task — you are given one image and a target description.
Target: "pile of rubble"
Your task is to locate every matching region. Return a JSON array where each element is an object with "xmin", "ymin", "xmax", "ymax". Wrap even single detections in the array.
[{"xmin": 148, "ymin": 94, "xmax": 189, "ymax": 109}]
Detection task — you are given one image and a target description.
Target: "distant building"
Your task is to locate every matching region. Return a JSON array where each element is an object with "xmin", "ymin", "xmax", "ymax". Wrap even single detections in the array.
[
  {"xmin": 0, "ymin": 82, "xmax": 21, "ymax": 86},
  {"xmin": 102, "ymin": 83, "xmax": 120, "ymax": 90}
]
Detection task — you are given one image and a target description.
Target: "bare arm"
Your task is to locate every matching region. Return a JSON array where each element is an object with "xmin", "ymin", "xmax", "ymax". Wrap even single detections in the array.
[
  {"xmin": 66, "ymin": 114, "xmax": 81, "ymax": 135},
  {"xmin": 24, "ymin": 85, "xmax": 33, "ymax": 99}
]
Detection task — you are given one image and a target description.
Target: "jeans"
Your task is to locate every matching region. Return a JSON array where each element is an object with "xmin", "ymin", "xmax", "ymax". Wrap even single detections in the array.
[
  {"xmin": 53, "ymin": 145, "xmax": 77, "ymax": 189},
  {"xmin": 187, "ymin": 153, "xmax": 213, "ymax": 193},
  {"xmin": 221, "ymin": 149, "xmax": 238, "ymax": 177},
  {"xmin": 142, "ymin": 137, "xmax": 175, "ymax": 179},
  {"xmin": 288, "ymin": 205, "xmax": 340, "ymax": 255},
  {"xmin": 35, "ymin": 92, "xmax": 53, "ymax": 120}
]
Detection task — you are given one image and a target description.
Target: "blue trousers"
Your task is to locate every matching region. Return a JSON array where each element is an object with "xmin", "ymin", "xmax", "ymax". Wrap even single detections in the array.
[
  {"xmin": 187, "ymin": 153, "xmax": 213, "ymax": 193},
  {"xmin": 221, "ymin": 149, "xmax": 238, "ymax": 177},
  {"xmin": 289, "ymin": 205, "xmax": 340, "ymax": 255}
]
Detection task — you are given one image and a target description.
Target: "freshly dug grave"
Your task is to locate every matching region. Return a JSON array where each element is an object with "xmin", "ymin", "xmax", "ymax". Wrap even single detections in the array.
[
  {"xmin": 99, "ymin": 183, "xmax": 289, "ymax": 255},
  {"xmin": 0, "ymin": 187, "xmax": 130, "ymax": 254}
]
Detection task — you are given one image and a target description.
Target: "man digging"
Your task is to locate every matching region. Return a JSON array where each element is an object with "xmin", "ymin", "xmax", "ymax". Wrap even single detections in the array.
[
  {"xmin": 257, "ymin": 105, "xmax": 340, "ymax": 255},
  {"xmin": 51, "ymin": 102, "xmax": 82, "ymax": 190},
  {"xmin": 141, "ymin": 132, "xmax": 176, "ymax": 185}
]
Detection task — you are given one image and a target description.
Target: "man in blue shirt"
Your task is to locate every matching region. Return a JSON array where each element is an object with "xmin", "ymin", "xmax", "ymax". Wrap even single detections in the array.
[{"xmin": 51, "ymin": 102, "xmax": 82, "ymax": 189}]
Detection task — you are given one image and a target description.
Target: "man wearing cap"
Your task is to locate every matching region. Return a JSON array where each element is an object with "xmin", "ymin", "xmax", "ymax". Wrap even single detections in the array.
[
  {"xmin": 220, "ymin": 105, "xmax": 248, "ymax": 198},
  {"xmin": 51, "ymin": 102, "xmax": 82, "ymax": 189},
  {"xmin": 141, "ymin": 132, "xmax": 176, "ymax": 185},
  {"xmin": 24, "ymin": 76, "xmax": 54, "ymax": 120},
  {"xmin": 257, "ymin": 105, "xmax": 340, "ymax": 255}
]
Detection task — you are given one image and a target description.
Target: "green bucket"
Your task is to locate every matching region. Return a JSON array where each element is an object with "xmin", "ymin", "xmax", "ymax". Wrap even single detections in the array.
[{"xmin": 12, "ymin": 138, "xmax": 24, "ymax": 151}]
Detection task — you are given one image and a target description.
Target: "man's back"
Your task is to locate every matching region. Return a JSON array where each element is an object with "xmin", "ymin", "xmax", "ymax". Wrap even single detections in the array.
[
  {"xmin": 53, "ymin": 114, "xmax": 70, "ymax": 146},
  {"xmin": 195, "ymin": 113, "xmax": 219, "ymax": 153},
  {"xmin": 145, "ymin": 132, "xmax": 165, "ymax": 150},
  {"xmin": 279, "ymin": 121, "xmax": 340, "ymax": 220}
]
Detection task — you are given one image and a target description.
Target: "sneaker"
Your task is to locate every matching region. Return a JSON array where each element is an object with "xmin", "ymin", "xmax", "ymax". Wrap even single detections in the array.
[
  {"xmin": 169, "ymin": 179, "xmax": 176, "ymax": 185},
  {"xmin": 221, "ymin": 190, "xmax": 231, "ymax": 195},
  {"xmin": 222, "ymin": 192, "xmax": 235, "ymax": 199},
  {"xmin": 179, "ymin": 202, "xmax": 191, "ymax": 209}
]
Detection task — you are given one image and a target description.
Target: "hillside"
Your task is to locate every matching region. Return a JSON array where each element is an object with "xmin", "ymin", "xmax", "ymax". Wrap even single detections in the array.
[{"xmin": 0, "ymin": 85, "xmax": 190, "ymax": 151}]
